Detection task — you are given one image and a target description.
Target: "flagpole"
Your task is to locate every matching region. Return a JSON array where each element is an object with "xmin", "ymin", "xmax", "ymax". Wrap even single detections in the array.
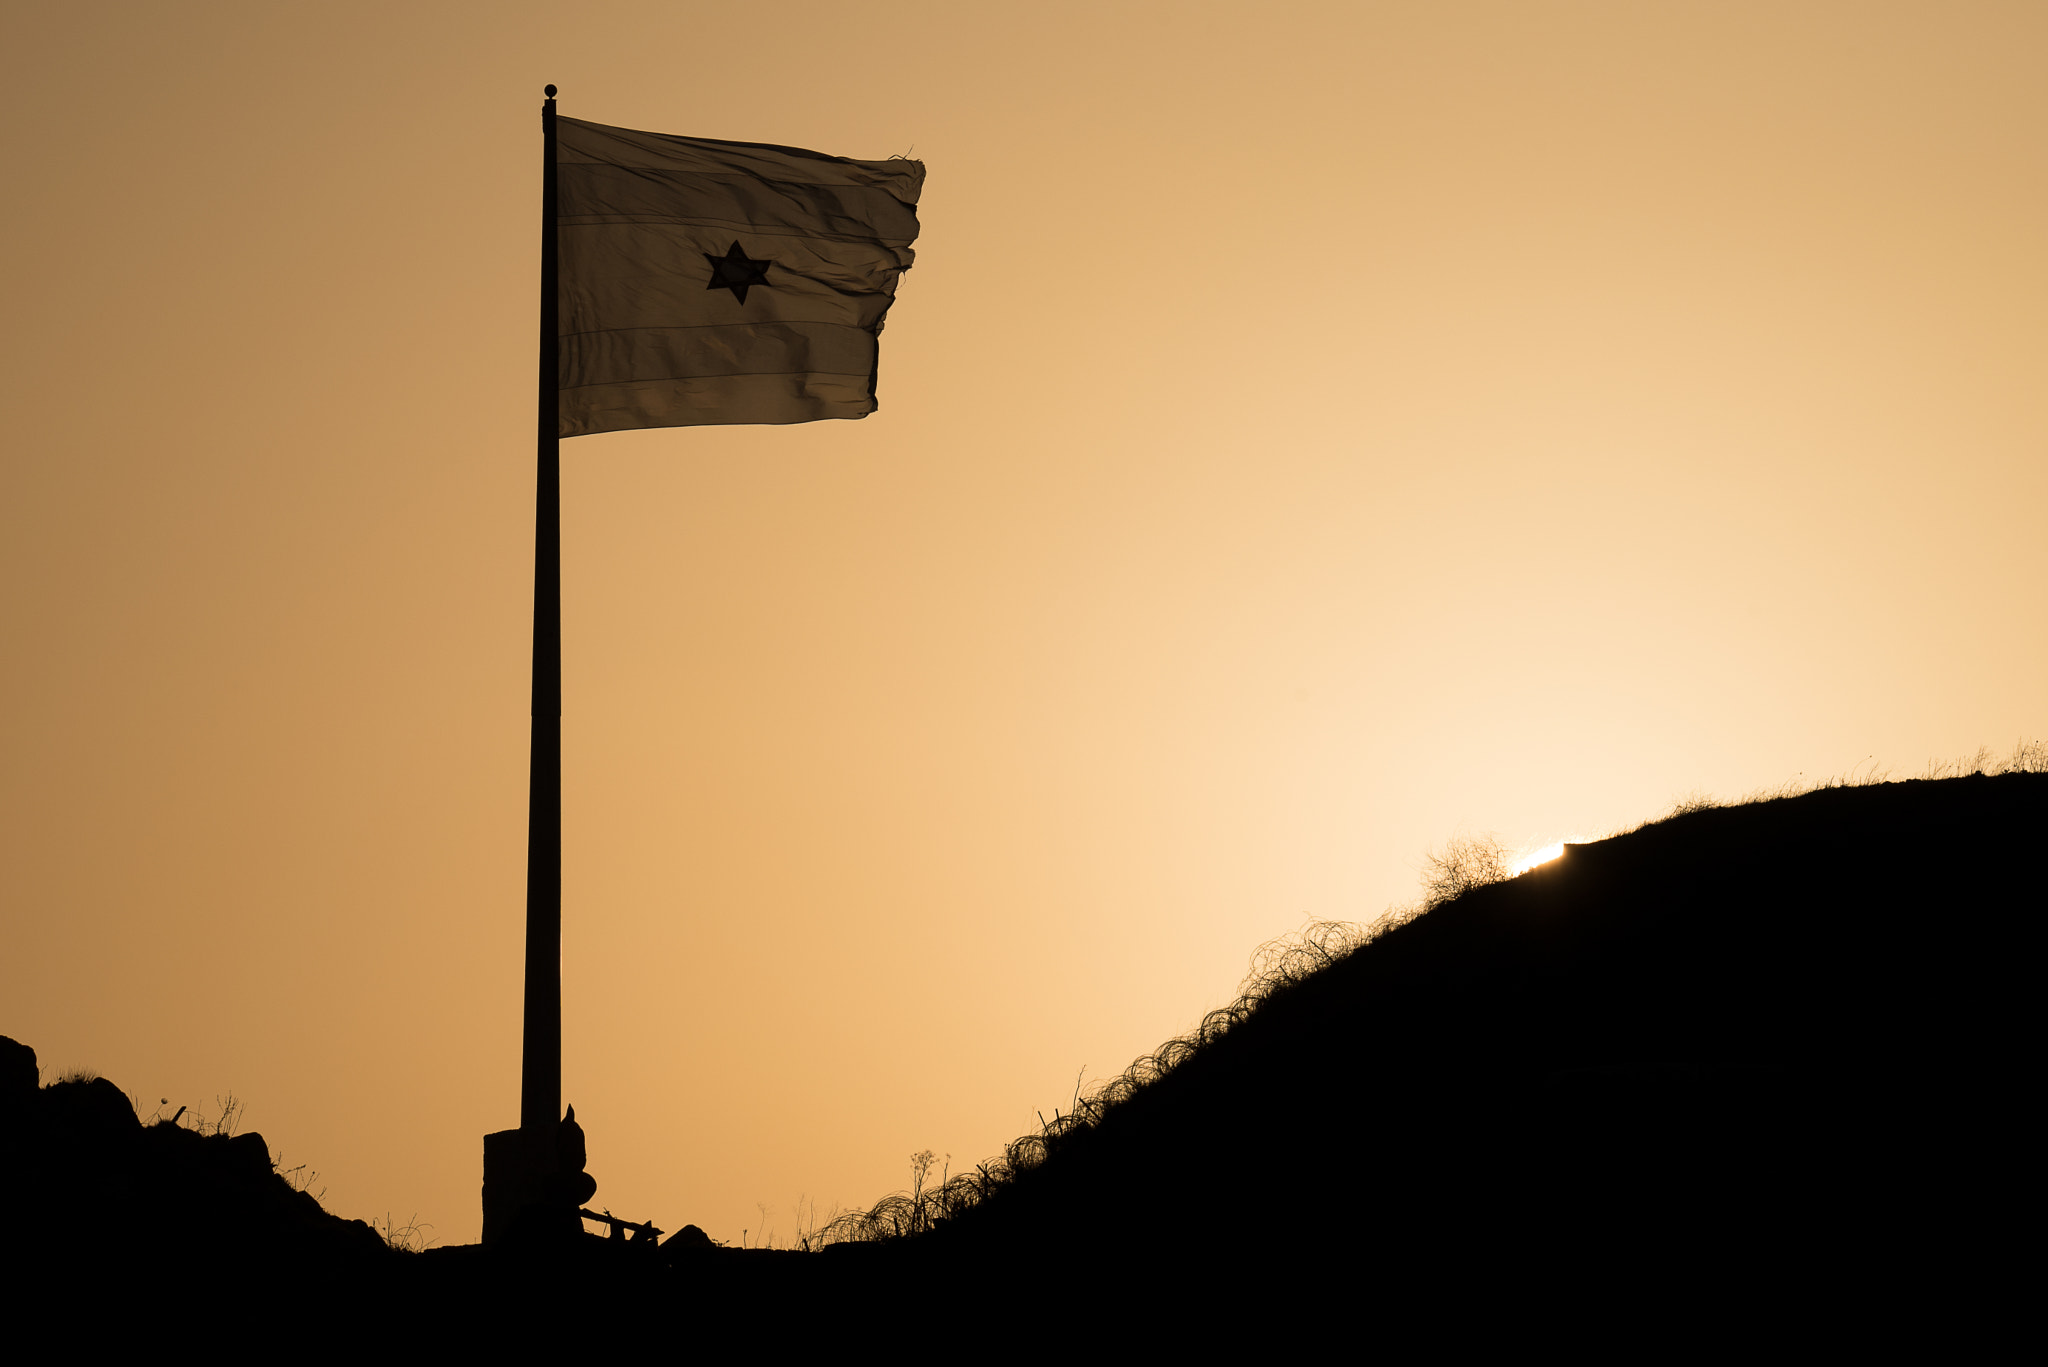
[{"xmin": 521, "ymin": 83, "xmax": 562, "ymax": 1135}]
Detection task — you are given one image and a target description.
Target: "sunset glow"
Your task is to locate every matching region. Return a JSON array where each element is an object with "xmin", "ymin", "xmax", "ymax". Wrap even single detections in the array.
[
  {"xmin": 1510, "ymin": 842, "xmax": 1570, "ymax": 877},
  {"xmin": 2, "ymin": 1, "xmax": 2042, "ymax": 1250}
]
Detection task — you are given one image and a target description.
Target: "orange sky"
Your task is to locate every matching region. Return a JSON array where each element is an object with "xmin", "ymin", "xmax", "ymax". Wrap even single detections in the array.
[{"xmin": 3, "ymin": 1, "xmax": 2042, "ymax": 1246}]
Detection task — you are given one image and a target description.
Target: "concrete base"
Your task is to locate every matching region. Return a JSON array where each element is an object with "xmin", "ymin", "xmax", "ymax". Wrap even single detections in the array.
[{"xmin": 483, "ymin": 1123, "xmax": 597, "ymax": 1246}]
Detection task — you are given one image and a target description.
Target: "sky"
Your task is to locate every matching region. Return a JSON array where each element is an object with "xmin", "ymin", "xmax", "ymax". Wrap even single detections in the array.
[{"xmin": 3, "ymin": 1, "xmax": 2042, "ymax": 1247}]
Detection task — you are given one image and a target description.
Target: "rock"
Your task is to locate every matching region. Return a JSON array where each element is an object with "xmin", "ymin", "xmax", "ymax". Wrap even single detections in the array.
[
  {"xmin": 0, "ymin": 1036, "xmax": 36, "ymax": 1112},
  {"xmin": 225, "ymin": 1130, "xmax": 272, "ymax": 1179},
  {"xmin": 42, "ymin": 1075, "xmax": 140, "ymax": 1144},
  {"xmin": 662, "ymin": 1223, "xmax": 714, "ymax": 1251}
]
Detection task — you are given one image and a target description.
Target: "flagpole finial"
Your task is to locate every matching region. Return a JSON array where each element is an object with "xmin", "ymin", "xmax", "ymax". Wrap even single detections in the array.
[{"xmin": 544, "ymin": 84, "xmax": 557, "ymax": 99}]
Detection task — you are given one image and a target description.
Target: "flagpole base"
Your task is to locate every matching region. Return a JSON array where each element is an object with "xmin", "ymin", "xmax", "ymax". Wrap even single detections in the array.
[{"xmin": 481, "ymin": 1113, "xmax": 596, "ymax": 1247}]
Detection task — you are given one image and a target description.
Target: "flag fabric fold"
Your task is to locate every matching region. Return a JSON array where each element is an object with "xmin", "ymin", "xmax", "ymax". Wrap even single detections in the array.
[{"xmin": 555, "ymin": 117, "xmax": 924, "ymax": 436}]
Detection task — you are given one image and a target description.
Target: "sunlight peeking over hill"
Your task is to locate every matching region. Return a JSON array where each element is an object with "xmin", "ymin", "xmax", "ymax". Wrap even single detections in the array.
[{"xmin": 1509, "ymin": 842, "xmax": 1569, "ymax": 877}]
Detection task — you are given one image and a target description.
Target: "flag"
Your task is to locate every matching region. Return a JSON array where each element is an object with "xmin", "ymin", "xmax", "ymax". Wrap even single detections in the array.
[{"xmin": 555, "ymin": 117, "xmax": 924, "ymax": 436}]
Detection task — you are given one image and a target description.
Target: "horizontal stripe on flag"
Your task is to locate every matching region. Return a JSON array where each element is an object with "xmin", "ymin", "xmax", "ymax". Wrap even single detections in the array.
[
  {"xmin": 561, "ymin": 373, "xmax": 876, "ymax": 436},
  {"xmin": 560, "ymin": 226, "xmax": 900, "ymax": 333},
  {"xmin": 560, "ymin": 163, "xmax": 918, "ymax": 247},
  {"xmin": 561, "ymin": 321, "xmax": 875, "ymax": 391}
]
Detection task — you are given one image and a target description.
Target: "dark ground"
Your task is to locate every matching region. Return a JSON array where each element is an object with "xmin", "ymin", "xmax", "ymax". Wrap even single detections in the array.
[{"xmin": 12, "ymin": 773, "xmax": 2037, "ymax": 1347}]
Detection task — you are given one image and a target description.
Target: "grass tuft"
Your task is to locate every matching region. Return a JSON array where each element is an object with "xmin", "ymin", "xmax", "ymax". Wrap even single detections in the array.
[
  {"xmin": 373, "ymin": 1213, "xmax": 435, "ymax": 1253},
  {"xmin": 1419, "ymin": 834, "xmax": 1511, "ymax": 910}
]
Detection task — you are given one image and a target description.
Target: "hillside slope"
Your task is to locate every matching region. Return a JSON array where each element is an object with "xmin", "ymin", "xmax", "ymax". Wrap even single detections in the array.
[
  {"xmin": 882, "ymin": 773, "xmax": 2040, "ymax": 1308},
  {"xmin": 2, "ymin": 1040, "xmax": 391, "ymax": 1278}
]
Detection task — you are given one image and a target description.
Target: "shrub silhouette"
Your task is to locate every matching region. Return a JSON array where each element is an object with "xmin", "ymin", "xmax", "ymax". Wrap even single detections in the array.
[{"xmin": 1418, "ymin": 832, "xmax": 1511, "ymax": 909}]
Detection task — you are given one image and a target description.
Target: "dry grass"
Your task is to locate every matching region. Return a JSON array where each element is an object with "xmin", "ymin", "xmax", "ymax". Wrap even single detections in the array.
[
  {"xmin": 1645, "ymin": 739, "xmax": 2045, "ymax": 827},
  {"xmin": 372, "ymin": 1213, "xmax": 435, "ymax": 1253},
  {"xmin": 1919, "ymin": 738, "xmax": 2047, "ymax": 780},
  {"xmin": 817, "ymin": 917, "xmax": 1398, "ymax": 1246},
  {"xmin": 144, "ymin": 1092, "xmax": 247, "ymax": 1138},
  {"xmin": 1419, "ymin": 834, "xmax": 1512, "ymax": 910}
]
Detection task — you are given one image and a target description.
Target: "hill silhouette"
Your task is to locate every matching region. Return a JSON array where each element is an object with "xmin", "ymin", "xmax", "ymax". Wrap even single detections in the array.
[
  {"xmin": 3, "ymin": 1039, "xmax": 397, "ymax": 1317},
  {"xmin": 808, "ymin": 769, "xmax": 2037, "ymax": 1333},
  {"xmin": 14, "ymin": 770, "xmax": 2037, "ymax": 1343}
]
